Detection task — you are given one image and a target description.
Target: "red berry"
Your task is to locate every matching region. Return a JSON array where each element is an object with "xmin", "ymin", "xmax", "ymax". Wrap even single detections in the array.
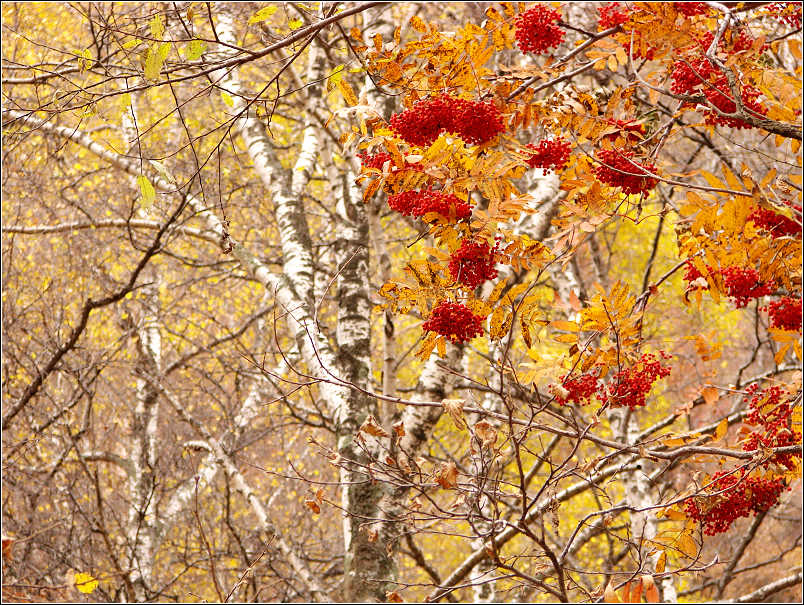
[
  {"xmin": 550, "ymin": 371, "xmax": 600, "ymax": 406},
  {"xmin": 594, "ymin": 149, "xmax": 658, "ymax": 195},
  {"xmin": 768, "ymin": 2, "xmax": 802, "ymax": 28},
  {"xmin": 449, "ymin": 239, "xmax": 498, "ymax": 289},
  {"xmin": 387, "ymin": 189, "xmax": 472, "ymax": 222},
  {"xmin": 765, "ymin": 297, "xmax": 802, "ymax": 331},
  {"xmin": 674, "ymin": 2, "xmax": 710, "ymax": 17},
  {"xmin": 389, "ymin": 95, "xmax": 504, "ymax": 147},
  {"xmin": 748, "ymin": 206, "xmax": 801, "ymax": 238},
  {"xmin": 601, "ymin": 352, "xmax": 672, "ymax": 409},
  {"xmin": 515, "ymin": 5, "xmax": 565, "ymax": 54},
  {"xmin": 422, "ymin": 301, "xmax": 484, "ymax": 344},
  {"xmin": 525, "ymin": 138, "xmax": 571, "ymax": 171},
  {"xmin": 598, "ymin": 2, "xmax": 629, "ymax": 29},
  {"xmin": 720, "ymin": 266, "xmax": 775, "ymax": 308}
]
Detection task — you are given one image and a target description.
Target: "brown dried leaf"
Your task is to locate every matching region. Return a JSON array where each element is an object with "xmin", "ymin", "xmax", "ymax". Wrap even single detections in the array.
[
  {"xmin": 474, "ymin": 420, "xmax": 497, "ymax": 448},
  {"xmin": 435, "ymin": 461, "xmax": 458, "ymax": 489},
  {"xmin": 359, "ymin": 415, "xmax": 390, "ymax": 438},
  {"xmin": 304, "ymin": 497, "xmax": 320, "ymax": 515},
  {"xmin": 386, "ymin": 590, "xmax": 404, "ymax": 602},
  {"xmin": 392, "ymin": 420, "xmax": 406, "ymax": 437},
  {"xmin": 442, "ymin": 398, "xmax": 466, "ymax": 429}
]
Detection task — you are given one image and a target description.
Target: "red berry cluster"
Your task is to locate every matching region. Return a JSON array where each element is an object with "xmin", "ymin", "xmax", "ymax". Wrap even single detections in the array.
[
  {"xmin": 765, "ymin": 296, "xmax": 803, "ymax": 331},
  {"xmin": 601, "ymin": 352, "xmax": 672, "ymax": 409},
  {"xmin": 449, "ymin": 239, "xmax": 498, "ymax": 289},
  {"xmin": 701, "ymin": 78, "xmax": 767, "ymax": 128},
  {"xmin": 742, "ymin": 384, "xmax": 802, "ymax": 470},
  {"xmin": 550, "ymin": 371, "xmax": 600, "ymax": 406},
  {"xmin": 683, "ymin": 261, "xmax": 710, "ymax": 289},
  {"xmin": 748, "ymin": 207, "xmax": 802, "ymax": 238},
  {"xmin": 671, "ymin": 48, "xmax": 767, "ymax": 129},
  {"xmin": 357, "ymin": 151, "xmax": 392, "ymax": 170},
  {"xmin": 598, "ymin": 2, "xmax": 629, "ymax": 29},
  {"xmin": 594, "ymin": 149, "xmax": 658, "ymax": 195},
  {"xmin": 422, "ymin": 301, "xmax": 484, "ymax": 343},
  {"xmin": 720, "ymin": 266, "xmax": 776, "ymax": 308},
  {"xmin": 515, "ymin": 5, "xmax": 565, "ymax": 54},
  {"xmin": 389, "ymin": 95, "xmax": 504, "ymax": 147},
  {"xmin": 524, "ymin": 138, "xmax": 571, "ymax": 171},
  {"xmin": 684, "ymin": 469, "xmax": 788, "ymax": 535},
  {"xmin": 768, "ymin": 2, "xmax": 802, "ymax": 28},
  {"xmin": 675, "ymin": 2, "xmax": 710, "ymax": 17},
  {"xmin": 387, "ymin": 189, "xmax": 472, "ymax": 221}
]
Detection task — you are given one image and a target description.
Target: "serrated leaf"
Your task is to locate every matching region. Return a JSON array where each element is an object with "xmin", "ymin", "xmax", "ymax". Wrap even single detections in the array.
[
  {"xmin": 149, "ymin": 14, "xmax": 164, "ymax": 38},
  {"xmin": 185, "ymin": 39, "xmax": 206, "ymax": 60},
  {"xmin": 248, "ymin": 5, "xmax": 278, "ymax": 24},
  {"xmin": 338, "ymin": 79, "xmax": 358, "ymax": 106},
  {"xmin": 137, "ymin": 175, "xmax": 156, "ymax": 208},
  {"xmin": 143, "ymin": 42, "xmax": 170, "ymax": 81}
]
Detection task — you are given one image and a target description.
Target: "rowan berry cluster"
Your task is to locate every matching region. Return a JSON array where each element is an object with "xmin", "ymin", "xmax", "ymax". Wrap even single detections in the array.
[
  {"xmin": 683, "ymin": 261, "xmax": 710, "ymax": 288},
  {"xmin": 515, "ymin": 5, "xmax": 564, "ymax": 54},
  {"xmin": 524, "ymin": 138, "xmax": 571, "ymax": 171},
  {"xmin": 389, "ymin": 95, "xmax": 504, "ymax": 147},
  {"xmin": 601, "ymin": 352, "xmax": 672, "ymax": 409},
  {"xmin": 720, "ymin": 266, "xmax": 776, "ymax": 308},
  {"xmin": 594, "ymin": 149, "xmax": 658, "ymax": 195},
  {"xmin": 765, "ymin": 296, "xmax": 802, "ymax": 331},
  {"xmin": 675, "ymin": 2, "xmax": 710, "ymax": 17},
  {"xmin": 742, "ymin": 384, "xmax": 802, "ymax": 470},
  {"xmin": 448, "ymin": 239, "xmax": 498, "ymax": 289},
  {"xmin": 684, "ymin": 470, "xmax": 788, "ymax": 535},
  {"xmin": 671, "ymin": 43, "xmax": 767, "ymax": 129},
  {"xmin": 357, "ymin": 151, "xmax": 392, "ymax": 170},
  {"xmin": 768, "ymin": 2, "xmax": 802, "ymax": 28},
  {"xmin": 422, "ymin": 301, "xmax": 484, "ymax": 343},
  {"xmin": 387, "ymin": 189, "xmax": 472, "ymax": 221},
  {"xmin": 597, "ymin": 2, "xmax": 629, "ymax": 29},
  {"xmin": 748, "ymin": 206, "xmax": 802, "ymax": 238},
  {"xmin": 550, "ymin": 371, "xmax": 600, "ymax": 406}
]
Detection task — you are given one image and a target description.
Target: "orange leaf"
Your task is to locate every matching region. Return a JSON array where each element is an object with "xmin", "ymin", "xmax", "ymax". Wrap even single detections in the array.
[{"xmin": 642, "ymin": 575, "xmax": 659, "ymax": 603}]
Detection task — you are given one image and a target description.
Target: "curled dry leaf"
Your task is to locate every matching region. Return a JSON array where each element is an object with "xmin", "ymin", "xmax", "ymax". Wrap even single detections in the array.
[
  {"xmin": 435, "ymin": 461, "xmax": 458, "ymax": 489},
  {"xmin": 473, "ymin": 420, "xmax": 497, "ymax": 447},
  {"xmin": 442, "ymin": 398, "xmax": 466, "ymax": 428},
  {"xmin": 304, "ymin": 497, "xmax": 321, "ymax": 515},
  {"xmin": 367, "ymin": 526, "xmax": 379, "ymax": 543},
  {"xmin": 359, "ymin": 414, "xmax": 390, "ymax": 438},
  {"xmin": 386, "ymin": 590, "xmax": 404, "ymax": 602},
  {"xmin": 1, "ymin": 535, "xmax": 14, "ymax": 562},
  {"xmin": 392, "ymin": 420, "xmax": 406, "ymax": 437}
]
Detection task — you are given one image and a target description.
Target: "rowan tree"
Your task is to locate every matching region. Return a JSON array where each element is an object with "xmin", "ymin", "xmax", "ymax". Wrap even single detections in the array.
[{"xmin": 1, "ymin": 2, "xmax": 802, "ymax": 603}]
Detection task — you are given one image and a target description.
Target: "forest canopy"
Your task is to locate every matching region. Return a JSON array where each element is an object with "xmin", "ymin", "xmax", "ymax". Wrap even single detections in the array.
[{"xmin": 1, "ymin": 2, "xmax": 802, "ymax": 603}]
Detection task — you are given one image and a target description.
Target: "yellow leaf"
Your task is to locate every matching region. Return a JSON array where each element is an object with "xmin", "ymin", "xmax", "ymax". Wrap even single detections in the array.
[
  {"xmin": 553, "ymin": 333, "xmax": 578, "ymax": 344},
  {"xmin": 221, "ymin": 91, "xmax": 234, "ymax": 107},
  {"xmin": 248, "ymin": 5, "xmax": 278, "ymax": 24},
  {"xmin": 149, "ymin": 14, "xmax": 164, "ymax": 38},
  {"xmin": 655, "ymin": 551, "xmax": 667, "ymax": 574},
  {"xmin": 604, "ymin": 578, "xmax": 621, "ymax": 603},
  {"xmin": 714, "ymin": 418, "xmax": 729, "ymax": 442},
  {"xmin": 550, "ymin": 320, "xmax": 580, "ymax": 332},
  {"xmin": 338, "ymin": 79, "xmax": 358, "ymax": 106},
  {"xmin": 137, "ymin": 176, "xmax": 156, "ymax": 209},
  {"xmin": 74, "ymin": 572, "xmax": 98, "ymax": 594},
  {"xmin": 288, "ymin": 18, "xmax": 303, "ymax": 30},
  {"xmin": 410, "ymin": 15, "xmax": 428, "ymax": 32}
]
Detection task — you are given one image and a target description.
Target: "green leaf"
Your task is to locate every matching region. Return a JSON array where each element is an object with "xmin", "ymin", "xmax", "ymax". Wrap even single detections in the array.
[
  {"xmin": 288, "ymin": 18, "xmax": 303, "ymax": 30},
  {"xmin": 149, "ymin": 14, "xmax": 165, "ymax": 38},
  {"xmin": 74, "ymin": 572, "xmax": 98, "ymax": 594},
  {"xmin": 248, "ymin": 5, "xmax": 278, "ymax": 24},
  {"xmin": 137, "ymin": 175, "xmax": 156, "ymax": 209},
  {"xmin": 221, "ymin": 91, "xmax": 234, "ymax": 108},
  {"xmin": 185, "ymin": 39, "xmax": 206, "ymax": 61}
]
